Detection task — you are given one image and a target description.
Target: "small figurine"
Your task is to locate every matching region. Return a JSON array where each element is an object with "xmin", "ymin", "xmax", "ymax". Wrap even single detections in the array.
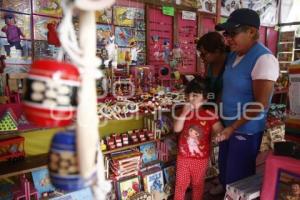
[
  {"xmin": 162, "ymin": 39, "xmax": 171, "ymax": 64},
  {"xmin": 105, "ymin": 33, "xmax": 118, "ymax": 68},
  {"xmin": 1, "ymin": 13, "xmax": 24, "ymax": 57},
  {"xmin": 171, "ymin": 43, "xmax": 184, "ymax": 68},
  {"xmin": 129, "ymin": 40, "xmax": 142, "ymax": 65},
  {"xmin": 47, "ymin": 21, "xmax": 61, "ymax": 47},
  {"xmin": 152, "ymin": 35, "xmax": 161, "ymax": 61}
]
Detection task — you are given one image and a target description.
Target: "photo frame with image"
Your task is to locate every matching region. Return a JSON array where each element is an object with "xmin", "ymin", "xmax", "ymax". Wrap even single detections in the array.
[
  {"xmin": 275, "ymin": 169, "xmax": 300, "ymax": 200},
  {"xmin": 261, "ymin": 153, "xmax": 300, "ymax": 200}
]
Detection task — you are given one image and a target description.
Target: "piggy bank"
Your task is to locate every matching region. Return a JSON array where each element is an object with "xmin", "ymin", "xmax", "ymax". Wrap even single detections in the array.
[
  {"xmin": 23, "ymin": 60, "xmax": 80, "ymax": 127},
  {"xmin": 48, "ymin": 130, "xmax": 97, "ymax": 191}
]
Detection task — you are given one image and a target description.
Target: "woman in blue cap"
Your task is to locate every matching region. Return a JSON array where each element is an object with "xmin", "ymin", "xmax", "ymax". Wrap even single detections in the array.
[{"xmin": 211, "ymin": 8, "xmax": 279, "ymax": 194}]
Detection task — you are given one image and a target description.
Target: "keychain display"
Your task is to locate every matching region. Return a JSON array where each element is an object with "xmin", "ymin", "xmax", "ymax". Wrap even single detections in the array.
[{"xmin": 23, "ymin": 59, "xmax": 80, "ymax": 127}]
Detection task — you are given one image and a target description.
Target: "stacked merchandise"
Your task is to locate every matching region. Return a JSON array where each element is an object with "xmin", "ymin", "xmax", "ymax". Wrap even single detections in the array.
[
  {"xmin": 260, "ymin": 124, "xmax": 285, "ymax": 152},
  {"xmin": 105, "ymin": 129, "xmax": 155, "ymax": 150},
  {"xmin": 260, "ymin": 104, "xmax": 286, "ymax": 152},
  {"xmin": 109, "ymin": 150, "xmax": 142, "ymax": 181}
]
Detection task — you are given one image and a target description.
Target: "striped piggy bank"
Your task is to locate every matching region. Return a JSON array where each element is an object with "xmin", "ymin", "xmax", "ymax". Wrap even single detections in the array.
[{"xmin": 23, "ymin": 60, "xmax": 80, "ymax": 127}]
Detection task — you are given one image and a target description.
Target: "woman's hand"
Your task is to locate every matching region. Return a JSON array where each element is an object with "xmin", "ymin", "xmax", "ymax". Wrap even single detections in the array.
[{"xmin": 214, "ymin": 126, "xmax": 235, "ymax": 142}]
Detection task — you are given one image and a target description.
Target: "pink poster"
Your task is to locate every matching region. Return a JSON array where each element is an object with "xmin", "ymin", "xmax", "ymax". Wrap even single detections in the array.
[
  {"xmin": 147, "ymin": 7, "xmax": 173, "ymax": 79},
  {"xmin": 266, "ymin": 27, "xmax": 278, "ymax": 55},
  {"xmin": 259, "ymin": 26, "xmax": 266, "ymax": 45},
  {"xmin": 177, "ymin": 13, "xmax": 197, "ymax": 74}
]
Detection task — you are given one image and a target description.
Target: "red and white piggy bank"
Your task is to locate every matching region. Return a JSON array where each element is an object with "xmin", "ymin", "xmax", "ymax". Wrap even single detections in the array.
[{"xmin": 23, "ymin": 60, "xmax": 80, "ymax": 127}]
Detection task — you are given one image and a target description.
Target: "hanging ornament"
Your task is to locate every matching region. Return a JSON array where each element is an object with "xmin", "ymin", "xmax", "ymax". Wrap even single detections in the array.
[
  {"xmin": 49, "ymin": 129, "xmax": 97, "ymax": 191},
  {"xmin": 23, "ymin": 60, "xmax": 80, "ymax": 127}
]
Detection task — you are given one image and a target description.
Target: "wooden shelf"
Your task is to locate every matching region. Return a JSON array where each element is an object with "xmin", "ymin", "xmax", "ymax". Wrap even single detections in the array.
[
  {"xmin": 0, "ymin": 153, "xmax": 48, "ymax": 179},
  {"xmin": 103, "ymin": 139, "xmax": 158, "ymax": 155},
  {"xmin": 103, "ymin": 134, "xmax": 175, "ymax": 155}
]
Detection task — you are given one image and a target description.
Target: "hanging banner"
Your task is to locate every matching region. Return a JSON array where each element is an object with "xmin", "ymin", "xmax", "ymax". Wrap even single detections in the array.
[{"xmin": 182, "ymin": 11, "xmax": 196, "ymax": 20}]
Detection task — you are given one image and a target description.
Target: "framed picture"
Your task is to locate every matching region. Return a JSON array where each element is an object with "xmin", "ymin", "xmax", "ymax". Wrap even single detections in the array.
[
  {"xmin": 197, "ymin": 0, "xmax": 217, "ymax": 13},
  {"xmin": 278, "ymin": 53, "xmax": 293, "ymax": 62},
  {"xmin": 0, "ymin": 38, "xmax": 32, "ymax": 66},
  {"xmin": 31, "ymin": 168, "xmax": 55, "ymax": 198},
  {"xmin": 96, "ymin": 8, "xmax": 112, "ymax": 24},
  {"xmin": 221, "ymin": 0, "xmax": 243, "ymax": 17},
  {"xmin": 115, "ymin": 26, "xmax": 135, "ymax": 47},
  {"xmin": 280, "ymin": 31, "xmax": 295, "ymax": 43},
  {"xmin": 34, "ymin": 40, "xmax": 60, "ymax": 60},
  {"xmin": 0, "ymin": 11, "xmax": 31, "ymax": 40},
  {"xmin": 33, "ymin": 15, "xmax": 60, "ymax": 40},
  {"xmin": 278, "ymin": 43, "xmax": 294, "ymax": 52},
  {"xmin": 33, "ymin": 0, "xmax": 62, "ymax": 17},
  {"xmin": 261, "ymin": 153, "xmax": 300, "ymax": 200},
  {"xmin": 275, "ymin": 169, "xmax": 300, "ymax": 200},
  {"xmin": 0, "ymin": 0, "xmax": 31, "ymax": 14},
  {"xmin": 139, "ymin": 142, "xmax": 158, "ymax": 164},
  {"xmin": 114, "ymin": 6, "xmax": 135, "ymax": 27},
  {"xmin": 96, "ymin": 24, "xmax": 112, "ymax": 45},
  {"xmin": 117, "ymin": 176, "xmax": 141, "ymax": 200}
]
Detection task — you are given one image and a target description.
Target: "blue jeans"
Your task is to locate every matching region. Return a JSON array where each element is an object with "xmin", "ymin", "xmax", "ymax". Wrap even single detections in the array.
[{"xmin": 218, "ymin": 131, "xmax": 263, "ymax": 187}]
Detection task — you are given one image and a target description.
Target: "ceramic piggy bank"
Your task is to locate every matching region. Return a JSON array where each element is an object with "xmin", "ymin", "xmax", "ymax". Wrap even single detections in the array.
[
  {"xmin": 23, "ymin": 60, "xmax": 80, "ymax": 127},
  {"xmin": 48, "ymin": 130, "xmax": 97, "ymax": 191}
]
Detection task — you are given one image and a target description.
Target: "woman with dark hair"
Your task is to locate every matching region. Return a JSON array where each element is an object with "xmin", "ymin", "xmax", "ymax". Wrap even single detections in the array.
[{"xmin": 196, "ymin": 32, "xmax": 229, "ymax": 102}]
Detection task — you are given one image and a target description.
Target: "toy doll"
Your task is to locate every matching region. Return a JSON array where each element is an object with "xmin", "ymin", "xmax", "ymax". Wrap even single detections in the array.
[
  {"xmin": 129, "ymin": 40, "xmax": 142, "ymax": 65},
  {"xmin": 47, "ymin": 21, "xmax": 61, "ymax": 47},
  {"xmin": 104, "ymin": 33, "xmax": 118, "ymax": 68},
  {"xmin": 172, "ymin": 43, "xmax": 183, "ymax": 65},
  {"xmin": 152, "ymin": 35, "xmax": 161, "ymax": 61},
  {"xmin": 162, "ymin": 39, "xmax": 171, "ymax": 64},
  {"xmin": 1, "ymin": 13, "xmax": 24, "ymax": 57}
]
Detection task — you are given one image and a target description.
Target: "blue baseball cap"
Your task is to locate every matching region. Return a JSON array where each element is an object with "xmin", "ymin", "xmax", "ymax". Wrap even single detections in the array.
[{"xmin": 215, "ymin": 8, "xmax": 260, "ymax": 31}]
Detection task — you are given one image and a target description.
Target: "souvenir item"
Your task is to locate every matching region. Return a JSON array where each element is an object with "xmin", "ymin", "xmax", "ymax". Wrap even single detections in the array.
[
  {"xmin": 47, "ymin": 22, "xmax": 61, "ymax": 47},
  {"xmin": 49, "ymin": 130, "xmax": 96, "ymax": 191},
  {"xmin": 23, "ymin": 60, "xmax": 80, "ymax": 127}
]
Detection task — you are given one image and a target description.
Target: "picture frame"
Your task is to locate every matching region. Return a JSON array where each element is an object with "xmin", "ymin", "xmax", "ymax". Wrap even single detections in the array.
[
  {"xmin": 0, "ymin": 0, "xmax": 31, "ymax": 14},
  {"xmin": 261, "ymin": 153, "xmax": 300, "ymax": 200},
  {"xmin": 275, "ymin": 169, "xmax": 300, "ymax": 200}
]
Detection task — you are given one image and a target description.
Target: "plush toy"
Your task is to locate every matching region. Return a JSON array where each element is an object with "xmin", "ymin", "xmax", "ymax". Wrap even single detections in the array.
[
  {"xmin": 47, "ymin": 21, "xmax": 61, "ymax": 47},
  {"xmin": 1, "ymin": 13, "xmax": 24, "ymax": 57}
]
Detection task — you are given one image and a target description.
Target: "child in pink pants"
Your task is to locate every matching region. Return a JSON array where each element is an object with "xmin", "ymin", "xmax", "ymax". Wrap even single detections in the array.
[{"xmin": 173, "ymin": 78, "xmax": 223, "ymax": 200}]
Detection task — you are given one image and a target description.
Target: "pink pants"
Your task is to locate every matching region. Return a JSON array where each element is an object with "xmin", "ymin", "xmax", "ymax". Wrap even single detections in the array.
[{"xmin": 174, "ymin": 156, "xmax": 209, "ymax": 200}]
